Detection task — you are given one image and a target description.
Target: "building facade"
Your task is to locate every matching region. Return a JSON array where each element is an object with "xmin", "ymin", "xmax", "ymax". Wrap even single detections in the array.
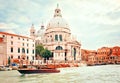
[
  {"xmin": 87, "ymin": 46, "xmax": 120, "ymax": 66},
  {"xmin": 0, "ymin": 32, "xmax": 35, "ymax": 66},
  {"xmin": 110, "ymin": 46, "xmax": 120, "ymax": 64},
  {"xmin": 96, "ymin": 47, "xmax": 111, "ymax": 65},
  {"xmin": 30, "ymin": 5, "xmax": 81, "ymax": 62},
  {"xmin": 0, "ymin": 37, "xmax": 6, "ymax": 65}
]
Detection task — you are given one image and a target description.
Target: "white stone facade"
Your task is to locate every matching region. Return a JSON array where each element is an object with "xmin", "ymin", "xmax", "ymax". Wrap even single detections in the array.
[{"xmin": 30, "ymin": 5, "xmax": 81, "ymax": 62}]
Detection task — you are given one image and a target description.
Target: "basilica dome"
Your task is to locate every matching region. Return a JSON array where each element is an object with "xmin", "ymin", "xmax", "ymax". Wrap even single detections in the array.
[
  {"xmin": 47, "ymin": 17, "xmax": 69, "ymax": 28},
  {"xmin": 47, "ymin": 5, "xmax": 69, "ymax": 29}
]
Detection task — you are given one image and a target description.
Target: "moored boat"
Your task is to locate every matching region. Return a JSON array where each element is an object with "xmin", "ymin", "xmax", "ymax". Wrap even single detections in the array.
[{"xmin": 0, "ymin": 66, "xmax": 12, "ymax": 71}]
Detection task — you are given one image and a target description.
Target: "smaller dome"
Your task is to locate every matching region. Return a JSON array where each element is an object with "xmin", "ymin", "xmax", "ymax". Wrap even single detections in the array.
[
  {"xmin": 36, "ymin": 23, "xmax": 45, "ymax": 37},
  {"xmin": 36, "ymin": 30, "xmax": 41, "ymax": 37},
  {"xmin": 36, "ymin": 29, "xmax": 45, "ymax": 37}
]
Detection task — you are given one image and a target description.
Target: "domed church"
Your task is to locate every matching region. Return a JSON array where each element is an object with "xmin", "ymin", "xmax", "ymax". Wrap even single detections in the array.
[{"xmin": 30, "ymin": 4, "xmax": 81, "ymax": 62}]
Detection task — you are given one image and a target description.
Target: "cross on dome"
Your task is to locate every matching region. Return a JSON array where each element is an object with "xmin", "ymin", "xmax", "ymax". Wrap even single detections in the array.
[
  {"xmin": 57, "ymin": 3, "xmax": 59, "ymax": 8},
  {"xmin": 32, "ymin": 24, "xmax": 34, "ymax": 27}
]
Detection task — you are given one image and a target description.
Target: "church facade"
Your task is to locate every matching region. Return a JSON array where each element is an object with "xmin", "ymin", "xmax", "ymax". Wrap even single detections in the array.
[{"xmin": 30, "ymin": 5, "xmax": 81, "ymax": 62}]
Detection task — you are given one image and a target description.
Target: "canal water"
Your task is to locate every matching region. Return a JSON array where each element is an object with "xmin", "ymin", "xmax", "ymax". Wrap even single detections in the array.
[{"xmin": 0, "ymin": 65, "xmax": 120, "ymax": 83}]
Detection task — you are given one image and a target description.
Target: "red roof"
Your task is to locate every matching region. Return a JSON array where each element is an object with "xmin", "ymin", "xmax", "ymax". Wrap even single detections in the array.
[{"xmin": 0, "ymin": 32, "xmax": 32, "ymax": 39}]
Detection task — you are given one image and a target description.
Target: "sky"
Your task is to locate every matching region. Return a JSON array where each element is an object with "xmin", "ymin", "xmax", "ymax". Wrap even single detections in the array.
[{"xmin": 0, "ymin": 0, "xmax": 120, "ymax": 50}]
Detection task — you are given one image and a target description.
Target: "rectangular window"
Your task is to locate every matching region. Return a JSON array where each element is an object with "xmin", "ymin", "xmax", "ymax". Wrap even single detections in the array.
[
  {"xmin": 27, "ymin": 44, "xmax": 29, "ymax": 47},
  {"xmin": 11, "ymin": 55, "xmax": 13, "ymax": 59},
  {"xmin": 59, "ymin": 35, "xmax": 62, "ymax": 41},
  {"xmin": 18, "ymin": 37, "xmax": 20, "ymax": 40},
  {"xmin": 27, "ymin": 49, "xmax": 29, "ymax": 54},
  {"xmin": 23, "ymin": 43, "xmax": 24, "ymax": 46},
  {"xmin": 3, "ymin": 35, "xmax": 5, "ymax": 37},
  {"xmin": 32, "ymin": 56, "xmax": 34, "ymax": 60},
  {"xmin": 22, "ymin": 48, "xmax": 25, "ymax": 53},
  {"xmin": 32, "ymin": 49, "xmax": 34, "ymax": 54},
  {"xmin": 18, "ymin": 48, "xmax": 20, "ymax": 53},
  {"xmin": 27, "ymin": 56, "xmax": 29, "ymax": 60},
  {"xmin": 11, "ymin": 47, "xmax": 13, "ymax": 52},
  {"xmin": 18, "ymin": 56, "xmax": 20, "ymax": 59},
  {"xmin": 11, "ymin": 36, "xmax": 13, "ymax": 39},
  {"xmin": 11, "ymin": 41, "xmax": 13, "ymax": 45},
  {"xmin": 55, "ymin": 35, "xmax": 58, "ymax": 41}
]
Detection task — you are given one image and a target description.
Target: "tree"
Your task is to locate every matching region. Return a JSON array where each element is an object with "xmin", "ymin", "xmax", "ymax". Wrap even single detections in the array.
[
  {"xmin": 35, "ymin": 45, "xmax": 52, "ymax": 61},
  {"xmin": 41, "ymin": 48, "xmax": 52, "ymax": 60},
  {"xmin": 35, "ymin": 45, "xmax": 44, "ymax": 58}
]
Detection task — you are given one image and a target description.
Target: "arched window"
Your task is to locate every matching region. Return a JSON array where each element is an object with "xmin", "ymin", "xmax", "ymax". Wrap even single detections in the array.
[{"xmin": 56, "ymin": 46, "xmax": 63, "ymax": 50}]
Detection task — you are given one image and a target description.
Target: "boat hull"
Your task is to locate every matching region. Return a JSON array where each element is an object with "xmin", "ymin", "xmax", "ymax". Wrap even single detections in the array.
[{"xmin": 18, "ymin": 69, "xmax": 60, "ymax": 74}]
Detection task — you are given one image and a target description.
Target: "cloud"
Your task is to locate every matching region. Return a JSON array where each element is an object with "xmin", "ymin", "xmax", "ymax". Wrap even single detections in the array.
[
  {"xmin": 0, "ymin": 22, "xmax": 18, "ymax": 29},
  {"xmin": 0, "ymin": 0, "xmax": 120, "ymax": 50},
  {"xmin": 0, "ymin": 22, "xmax": 19, "ymax": 34},
  {"xmin": 16, "ymin": 16, "xmax": 31, "ymax": 24}
]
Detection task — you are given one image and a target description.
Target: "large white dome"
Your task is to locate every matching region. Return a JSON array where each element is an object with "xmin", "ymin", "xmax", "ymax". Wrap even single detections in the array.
[
  {"xmin": 46, "ymin": 5, "xmax": 70, "ymax": 29},
  {"xmin": 47, "ymin": 17, "xmax": 69, "ymax": 28}
]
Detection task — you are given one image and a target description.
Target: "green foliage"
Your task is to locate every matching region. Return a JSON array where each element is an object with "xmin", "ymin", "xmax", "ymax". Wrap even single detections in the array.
[
  {"xmin": 41, "ymin": 48, "xmax": 52, "ymax": 60},
  {"xmin": 35, "ymin": 45, "xmax": 44, "ymax": 57},
  {"xmin": 35, "ymin": 45, "xmax": 52, "ymax": 60}
]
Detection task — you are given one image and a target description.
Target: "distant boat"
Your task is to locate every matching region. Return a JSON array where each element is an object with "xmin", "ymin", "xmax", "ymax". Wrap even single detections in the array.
[
  {"xmin": 18, "ymin": 68, "xmax": 60, "ymax": 74},
  {"xmin": 0, "ymin": 66, "xmax": 12, "ymax": 71}
]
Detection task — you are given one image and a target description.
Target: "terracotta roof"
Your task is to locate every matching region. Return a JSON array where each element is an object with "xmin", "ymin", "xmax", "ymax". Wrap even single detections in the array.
[{"xmin": 0, "ymin": 32, "xmax": 32, "ymax": 39}]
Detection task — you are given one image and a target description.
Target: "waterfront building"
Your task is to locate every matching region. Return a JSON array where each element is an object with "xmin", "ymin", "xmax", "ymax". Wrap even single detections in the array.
[
  {"xmin": 81, "ymin": 49, "xmax": 96, "ymax": 61},
  {"xmin": 0, "ymin": 37, "xmax": 6, "ymax": 66},
  {"xmin": 96, "ymin": 47, "xmax": 112, "ymax": 65},
  {"xmin": 81, "ymin": 49, "xmax": 89, "ymax": 62},
  {"xmin": 87, "ymin": 54, "xmax": 96, "ymax": 66},
  {"xmin": 84, "ymin": 50, "xmax": 97, "ymax": 65},
  {"xmin": 87, "ymin": 46, "xmax": 120, "ymax": 66},
  {"xmin": 0, "ymin": 32, "xmax": 35, "ymax": 66},
  {"xmin": 30, "ymin": 5, "xmax": 81, "ymax": 62},
  {"xmin": 110, "ymin": 46, "xmax": 120, "ymax": 64}
]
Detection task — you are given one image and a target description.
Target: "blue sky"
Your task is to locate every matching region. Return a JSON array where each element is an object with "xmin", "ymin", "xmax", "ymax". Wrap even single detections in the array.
[{"xmin": 0, "ymin": 0, "xmax": 120, "ymax": 50}]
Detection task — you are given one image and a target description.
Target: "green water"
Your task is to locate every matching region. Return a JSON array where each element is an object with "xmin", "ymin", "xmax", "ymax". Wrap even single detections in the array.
[{"xmin": 0, "ymin": 65, "xmax": 120, "ymax": 83}]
